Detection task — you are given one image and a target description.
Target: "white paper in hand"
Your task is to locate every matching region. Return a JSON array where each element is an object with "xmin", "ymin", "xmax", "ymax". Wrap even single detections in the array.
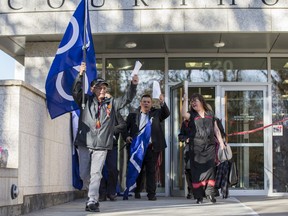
[
  {"xmin": 152, "ymin": 81, "xmax": 161, "ymax": 99},
  {"xmin": 131, "ymin": 61, "xmax": 142, "ymax": 77}
]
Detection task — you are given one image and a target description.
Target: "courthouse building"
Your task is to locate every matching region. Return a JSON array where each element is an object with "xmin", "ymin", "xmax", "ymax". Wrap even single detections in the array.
[{"xmin": 1, "ymin": 0, "xmax": 288, "ymax": 214}]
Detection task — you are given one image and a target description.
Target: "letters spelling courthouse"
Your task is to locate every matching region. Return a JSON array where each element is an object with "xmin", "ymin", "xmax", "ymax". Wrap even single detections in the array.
[{"xmin": 1, "ymin": 0, "xmax": 288, "ymax": 213}]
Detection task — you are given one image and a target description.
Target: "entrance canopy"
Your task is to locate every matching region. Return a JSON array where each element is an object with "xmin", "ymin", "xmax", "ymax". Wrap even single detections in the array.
[{"xmin": 1, "ymin": 32, "xmax": 288, "ymax": 65}]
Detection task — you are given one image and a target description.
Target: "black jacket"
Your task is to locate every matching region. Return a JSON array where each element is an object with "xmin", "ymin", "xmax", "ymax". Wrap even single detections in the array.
[
  {"xmin": 113, "ymin": 111, "xmax": 126, "ymax": 146},
  {"xmin": 125, "ymin": 102, "xmax": 170, "ymax": 152},
  {"xmin": 178, "ymin": 120, "xmax": 191, "ymax": 143}
]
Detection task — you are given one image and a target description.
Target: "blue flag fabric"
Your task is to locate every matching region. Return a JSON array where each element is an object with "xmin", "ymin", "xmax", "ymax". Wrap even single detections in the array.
[
  {"xmin": 123, "ymin": 119, "xmax": 152, "ymax": 199},
  {"xmin": 45, "ymin": 0, "xmax": 96, "ymax": 119},
  {"xmin": 71, "ymin": 110, "xmax": 83, "ymax": 190}
]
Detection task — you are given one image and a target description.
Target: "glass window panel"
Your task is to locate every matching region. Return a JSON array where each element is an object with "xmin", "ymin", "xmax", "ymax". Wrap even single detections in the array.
[
  {"xmin": 233, "ymin": 146, "xmax": 264, "ymax": 190},
  {"xmin": 105, "ymin": 58, "xmax": 165, "ymax": 116},
  {"xmin": 95, "ymin": 59, "xmax": 103, "ymax": 78},
  {"xmin": 171, "ymin": 86, "xmax": 184, "ymax": 191},
  {"xmin": 271, "ymin": 58, "xmax": 288, "ymax": 192},
  {"xmin": 226, "ymin": 90, "xmax": 264, "ymax": 144},
  {"xmin": 168, "ymin": 58, "xmax": 267, "ymax": 82}
]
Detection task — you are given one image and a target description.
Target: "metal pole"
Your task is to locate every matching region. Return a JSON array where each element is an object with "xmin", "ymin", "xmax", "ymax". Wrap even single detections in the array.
[{"xmin": 81, "ymin": 0, "xmax": 88, "ymax": 110}]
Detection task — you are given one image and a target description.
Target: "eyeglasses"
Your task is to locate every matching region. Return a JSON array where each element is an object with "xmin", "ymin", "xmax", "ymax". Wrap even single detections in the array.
[{"xmin": 190, "ymin": 99, "xmax": 200, "ymax": 103}]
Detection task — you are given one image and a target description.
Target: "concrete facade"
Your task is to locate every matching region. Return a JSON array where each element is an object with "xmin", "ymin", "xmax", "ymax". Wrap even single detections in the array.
[
  {"xmin": 0, "ymin": 80, "xmax": 76, "ymax": 214},
  {"xmin": 1, "ymin": 1, "xmax": 288, "ymax": 36}
]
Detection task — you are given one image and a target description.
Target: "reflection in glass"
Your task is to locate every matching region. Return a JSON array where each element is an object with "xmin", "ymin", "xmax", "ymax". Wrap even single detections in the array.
[
  {"xmin": 105, "ymin": 58, "xmax": 165, "ymax": 116},
  {"xmin": 226, "ymin": 91, "xmax": 264, "ymax": 144},
  {"xmin": 168, "ymin": 58, "xmax": 267, "ymax": 83},
  {"xmin": 271, "ymin": 58, "xmax": 288, "ymax": 192},
  {"xmin": 233, "ymin": 146, "xmax": 264, "ymax": 189},
  {"xmin": 225, "ymin": 90, "xmax": 264, "ymax": 189},
  {"xmin": 95, "ymin": 59, "xmax": 103, "ymax": 77},
  {"xmin": 171, "ymin": 86, "xmax": 184, "ymax": 193}
]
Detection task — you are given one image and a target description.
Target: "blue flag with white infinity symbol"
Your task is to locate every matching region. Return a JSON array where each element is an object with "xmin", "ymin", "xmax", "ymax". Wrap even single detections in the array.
[
  {"xmin": 45, "ymin": 0, "xmax": 96, "ymax": 119},
  {"xmin": 123, "ymin": 118, "xmax": 152, "ymax": 199}
]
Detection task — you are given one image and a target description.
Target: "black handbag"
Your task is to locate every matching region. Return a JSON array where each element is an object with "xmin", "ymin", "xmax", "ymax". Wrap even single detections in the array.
[{"xmin": 229, "ymin": 160, "xmax": 238, "ymax": 186}]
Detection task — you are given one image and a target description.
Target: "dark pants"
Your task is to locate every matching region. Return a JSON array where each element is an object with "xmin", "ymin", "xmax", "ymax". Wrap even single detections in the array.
[
  {"xmin": 185, "ymin": 169, "xmax": 192, "ymax": 194},
  {"xmin": 99, "ymin": 145, "xmax": 118, "ymax": 196},
  {"xmin": 135, "ymin": 147, "xmax": 160, "ymax": 198},
  {"xmin": 184, "ymin": 145, "xmax": 192, "ymax": 194}
]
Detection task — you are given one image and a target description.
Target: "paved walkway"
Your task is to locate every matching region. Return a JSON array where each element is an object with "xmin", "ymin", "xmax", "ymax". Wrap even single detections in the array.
[{"xmin": 24, "ymin": 196, "xmax": 288, "ymax": 216}]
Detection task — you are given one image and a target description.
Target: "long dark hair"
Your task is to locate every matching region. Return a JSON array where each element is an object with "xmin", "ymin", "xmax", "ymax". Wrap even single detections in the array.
[{"xmin": 190, "ymin": 93, "xmax": 210, "ymax": 112}]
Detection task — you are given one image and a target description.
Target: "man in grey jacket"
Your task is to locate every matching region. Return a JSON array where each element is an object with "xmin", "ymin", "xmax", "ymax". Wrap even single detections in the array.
[{"xmin": 72, "ymin": 62, "xmax": 139, "ymax": 212}]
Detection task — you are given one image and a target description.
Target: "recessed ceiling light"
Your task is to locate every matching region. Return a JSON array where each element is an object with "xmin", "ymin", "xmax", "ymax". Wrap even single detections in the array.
[
  {"xmin": 185, "ymin": 62, "xmax": 202, "ymax": 68},
  {"xmin": 214, "ymin": 42, "xmax": 225, "ymax": 48},
  {"xmin": 106, "ymin": 63, "xmax": 114, "ymax": 69},
  {"xmin": 119, "ymin": 65, "xmax": 133, "ymax": 70},
  {"xmin": 203, "ymin": 95, "xmax": 212, "ymax": 99},
  {"xmin": 96, "ymin": 63, "xmax": 102, "ymax": 69},
  {"xmin": 125, "ymin": 42, "xmax": 137, "ymax": 48}
]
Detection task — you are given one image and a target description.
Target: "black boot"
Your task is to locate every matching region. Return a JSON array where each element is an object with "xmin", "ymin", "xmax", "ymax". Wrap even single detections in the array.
[
  {"xmin": 196, "ymin": 197, "xmax": 203, "ymax": 204},
  {"xmin": 186, "ymin": 188, "xmax": 192, "ymax": 199}
]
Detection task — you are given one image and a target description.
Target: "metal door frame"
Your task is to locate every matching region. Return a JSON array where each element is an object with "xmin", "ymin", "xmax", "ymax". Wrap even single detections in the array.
[{"xmin": 220, "ymin": 85, "xmax": 271, "ymax": 196}]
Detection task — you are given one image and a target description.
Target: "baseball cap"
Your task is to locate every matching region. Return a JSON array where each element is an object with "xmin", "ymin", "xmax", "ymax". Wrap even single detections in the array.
[{"xmin": 90, "ymin": 78, "xmax": 109, "ymax": 87}]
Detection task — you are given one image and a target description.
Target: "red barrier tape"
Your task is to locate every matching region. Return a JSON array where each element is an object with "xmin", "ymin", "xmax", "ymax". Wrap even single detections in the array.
[{"xmin": 227, "ymin": 117, "xmax": 288, "ymax": 136}]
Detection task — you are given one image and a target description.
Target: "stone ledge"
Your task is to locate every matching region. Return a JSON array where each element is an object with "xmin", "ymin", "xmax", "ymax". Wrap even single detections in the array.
[
  {"xmin": 0, "ymin": 190, "xmax": 87, "ymax": 216},
  {"xmin": 0, "ymin": 79, "xmax": 46, "ymax": 99}
]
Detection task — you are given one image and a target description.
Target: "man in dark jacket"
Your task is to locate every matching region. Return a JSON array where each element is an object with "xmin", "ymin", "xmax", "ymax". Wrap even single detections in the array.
[
  {"xmin": 125, "ymin": 94, "xmax": 170, "ymax": 201},
  {"xmin": 72, "ymin": 62, "xmax": 139, "ymax": 212},
  {"xmin": 99, "ymin": 111, "xmax": 126, "ymax": 201}
]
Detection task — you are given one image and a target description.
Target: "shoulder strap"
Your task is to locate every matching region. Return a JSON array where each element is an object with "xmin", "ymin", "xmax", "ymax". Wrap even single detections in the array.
[{"xmin": 214, "ymin": 117, "xmax": 226, "ymax": 138}]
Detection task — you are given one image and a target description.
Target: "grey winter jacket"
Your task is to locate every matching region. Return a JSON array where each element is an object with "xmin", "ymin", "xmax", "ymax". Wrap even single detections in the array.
[{"xmin": 72, "ymin": 74, "xmax": 137, "ymax": 150}]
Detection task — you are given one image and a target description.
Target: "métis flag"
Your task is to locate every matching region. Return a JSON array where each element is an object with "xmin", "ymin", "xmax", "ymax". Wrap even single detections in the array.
[
  {"xmin": 123, "ymin": 118, "xmax": 152, "ymax": 199},
  {"xmin": 71, "ymin": 109, "xmax": 83, "ymax": 190},
  {"xmin": 45, "ymin": 0, "xmax": 96, "ymax": 119}
]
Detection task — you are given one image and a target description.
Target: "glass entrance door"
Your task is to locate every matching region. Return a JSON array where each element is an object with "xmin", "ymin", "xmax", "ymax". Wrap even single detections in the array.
[
  {"xmin": 221, "ymin": 86, "xmax": 269, "ymax": 194},
  {"xmin": 170, "ymin": 81, "xmax": 187, "ymax": 196}
]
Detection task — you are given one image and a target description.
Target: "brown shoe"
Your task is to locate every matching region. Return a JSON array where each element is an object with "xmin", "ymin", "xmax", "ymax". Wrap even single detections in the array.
[
  {"xmin": 98, "ymin": 195, "xmax": 107, "ymax": 202},
  {"xmin": 107, "ymin": 194, "xmax": 117, "ymax": 201}
]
